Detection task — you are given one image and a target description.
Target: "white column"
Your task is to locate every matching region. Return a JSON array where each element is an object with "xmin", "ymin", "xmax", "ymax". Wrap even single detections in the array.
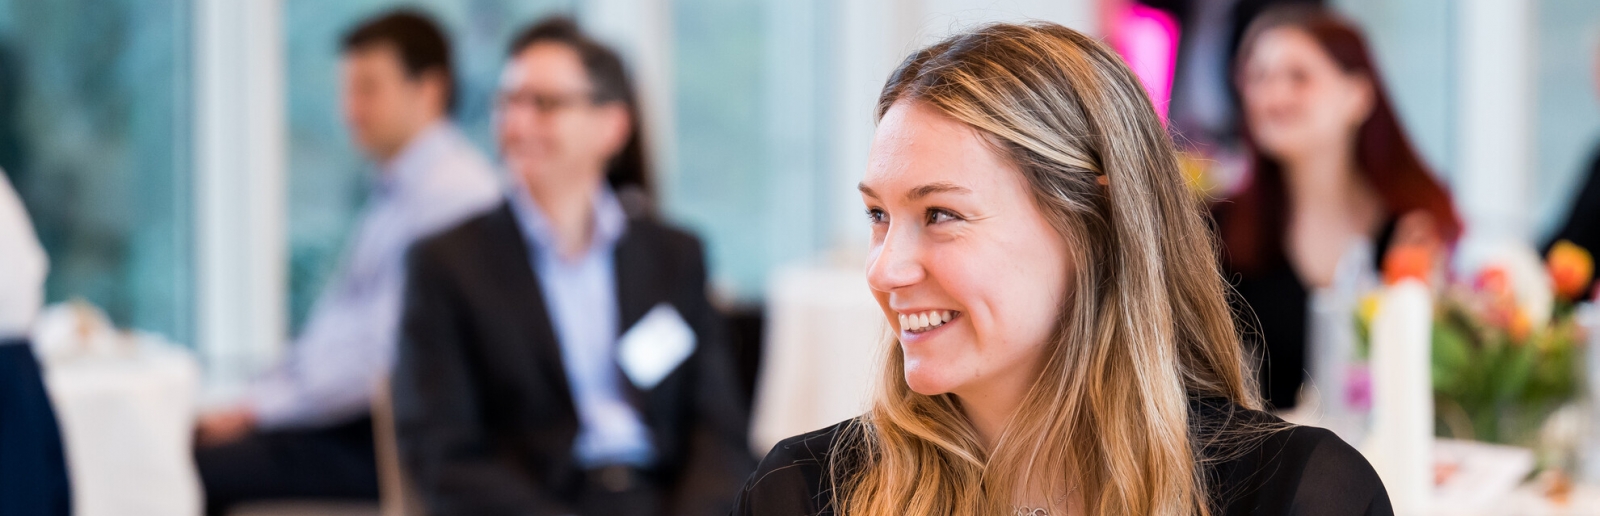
[
  {"xmin": 1456, "ymin": 0, "xmax": 1533, "ymax": 243},
  {"xmin": 194, "ymin": 0, "xmax": 287, "ymax": 389},
  {"xmin": 580, "ymin": 0, "xmax": 678, "ymax": 193}
]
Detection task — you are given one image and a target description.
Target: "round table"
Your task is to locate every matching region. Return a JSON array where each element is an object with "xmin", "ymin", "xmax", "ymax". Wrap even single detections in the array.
[{"xmin": 42, "ymin": 333, "xmax": 203, "ymax": 516}]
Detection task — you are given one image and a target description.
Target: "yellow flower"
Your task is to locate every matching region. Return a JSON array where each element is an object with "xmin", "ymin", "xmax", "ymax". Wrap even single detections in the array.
[{"xmin": 1358, "ymin": 293, "xmax": 1383, "ymax": 325}]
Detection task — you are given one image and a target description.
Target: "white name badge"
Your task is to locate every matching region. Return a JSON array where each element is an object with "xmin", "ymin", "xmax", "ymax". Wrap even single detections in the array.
[{"xmin": 617, "ymin": 303, "xmax": 697, "ymax": 390}]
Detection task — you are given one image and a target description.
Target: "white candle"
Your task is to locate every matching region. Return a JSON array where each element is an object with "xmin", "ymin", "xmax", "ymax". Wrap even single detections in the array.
[{"xmin": 1362, "ymin": 279, "xmax": 1434, "ymax": 516}]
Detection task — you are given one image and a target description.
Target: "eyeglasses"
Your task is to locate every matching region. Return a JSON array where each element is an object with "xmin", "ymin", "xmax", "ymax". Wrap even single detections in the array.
[{"xmin": 495, "ymin": 90, "xmax": 599, "ymax": 115}]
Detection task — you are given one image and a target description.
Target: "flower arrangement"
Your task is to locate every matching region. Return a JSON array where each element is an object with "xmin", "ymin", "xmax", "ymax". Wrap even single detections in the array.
[{"xmin": 1356, "ymin": 240, "xmax": 1593, "ymax": 446}]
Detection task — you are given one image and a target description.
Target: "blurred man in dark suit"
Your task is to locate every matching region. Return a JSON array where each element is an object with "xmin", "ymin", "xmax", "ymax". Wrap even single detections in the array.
[
  {"xmin": 194, "ymin": 11, "xmax": 499, "ymax": 514},
  {"xmin": 392, "ymin": 17, "xmax": 752, "ymax": 516},
  {"xmin": 0, "ymin": 169, "xmax": 71, "ymax": 516}
]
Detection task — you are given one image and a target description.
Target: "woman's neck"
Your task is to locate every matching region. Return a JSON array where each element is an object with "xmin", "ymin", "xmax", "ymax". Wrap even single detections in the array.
[
  {"xmin": 958, "ymin": 375, "xmax": 1082, "ymax": 514},
  {"xmin": 956, "ymin": 373, "xmax": 1034, "ymax": 452},
  {"xmin": 1280, "ymin": 146, "xmax": 1364, "ymax": 210}
]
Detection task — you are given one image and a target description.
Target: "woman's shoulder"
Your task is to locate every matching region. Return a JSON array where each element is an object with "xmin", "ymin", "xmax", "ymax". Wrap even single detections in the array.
[
  {"xmin": 1192, "ymin": 397, "xmax": 1394, "ymax": 516},
  {"xmin": 731, "ymin": 419, "xmax": 866, "ymax": 516}
]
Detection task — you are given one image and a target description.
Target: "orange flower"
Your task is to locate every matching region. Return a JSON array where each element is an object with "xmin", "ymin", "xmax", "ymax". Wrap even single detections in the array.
[
  {"xmin": 1547, "ymin": 240, "xmax": 1594, "ymax": 301},
  {"xmin": 1509, "ymin": 309, "xmax": 1532, "ymax": 343},
  {"xmin": 1383, "ymin": 244, "xmax": 1433, "ymax": 286}
]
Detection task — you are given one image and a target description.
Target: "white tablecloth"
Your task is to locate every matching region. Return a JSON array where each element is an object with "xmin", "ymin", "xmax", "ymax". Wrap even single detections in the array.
[
  {"xmin": 749, "ymin": 266, "xmax": 885, "ymax": 456},
  {"xmin": 42, "ymin": 336, "xmax": 203, "ymax": 516},
  {"xmin": 1483, "ymin": 483, "xmax": 1600, "ymax": 515}
]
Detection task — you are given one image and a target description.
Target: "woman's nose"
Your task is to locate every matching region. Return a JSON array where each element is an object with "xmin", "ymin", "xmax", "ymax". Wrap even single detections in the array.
[{"xmin": 866, "ymin": 225, "xmax": 925, "ymax": 293}]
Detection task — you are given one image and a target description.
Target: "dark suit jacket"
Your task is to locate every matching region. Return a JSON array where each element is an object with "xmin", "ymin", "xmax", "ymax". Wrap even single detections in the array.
[{"xmin": 392, "ymin": 203, "xmax": 753, "ymax": 516}]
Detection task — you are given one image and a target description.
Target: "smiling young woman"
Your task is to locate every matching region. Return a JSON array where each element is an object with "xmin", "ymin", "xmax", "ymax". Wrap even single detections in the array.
[{"xmin": 731, "ymin": 22, "xmax": 1391, "ymax": 516}]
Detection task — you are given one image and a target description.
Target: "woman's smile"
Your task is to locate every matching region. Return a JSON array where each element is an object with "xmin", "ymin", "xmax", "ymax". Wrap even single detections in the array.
[{"xmin": 895, "ymin": 308, "xmax": 962, "ymax": 341}]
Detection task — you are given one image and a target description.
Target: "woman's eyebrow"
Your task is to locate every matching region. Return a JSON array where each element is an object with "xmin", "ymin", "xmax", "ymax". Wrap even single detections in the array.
[
  {"xmin": 906, "ymin": 182, "xmax": 971, "ymax": 200},
  {"xmin": 857, "ymin": 181, "xmax": 972, "ymax": 201},
  {"xmin": 857, "ymin": 183, "xmax": 879, "ymax": 199}
]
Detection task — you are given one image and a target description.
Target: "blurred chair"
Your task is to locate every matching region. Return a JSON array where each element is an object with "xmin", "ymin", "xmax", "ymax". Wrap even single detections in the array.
[{"xmin": 372, "ymin": 375, "xmax": 421, "ymax": 516}]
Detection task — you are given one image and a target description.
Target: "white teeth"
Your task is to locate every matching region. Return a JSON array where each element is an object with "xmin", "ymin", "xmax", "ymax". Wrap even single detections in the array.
[{"xmin": 899, "ymin": 310, "xmax": 957, "ymax": 333}]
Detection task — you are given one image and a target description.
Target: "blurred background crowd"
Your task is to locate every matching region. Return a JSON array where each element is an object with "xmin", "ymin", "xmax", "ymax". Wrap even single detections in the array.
[{"xmin": 3, "ymin": 0, "xmax": 1600, "ymax": 515}]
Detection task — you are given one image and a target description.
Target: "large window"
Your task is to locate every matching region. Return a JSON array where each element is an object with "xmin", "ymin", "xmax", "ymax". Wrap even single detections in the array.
[
  {"xmin": 0, "ymin": 0, "xmax": 194, "ymax": 344},
  {"xmin": 668, "ymin": 0, "xmax": 784, "ymax": 303}
]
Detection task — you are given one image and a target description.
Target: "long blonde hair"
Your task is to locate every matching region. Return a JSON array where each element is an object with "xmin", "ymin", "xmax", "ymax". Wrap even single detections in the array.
[{"xmin": 834, "ymin": 22, "xmax": 1261, "ymax": 516}]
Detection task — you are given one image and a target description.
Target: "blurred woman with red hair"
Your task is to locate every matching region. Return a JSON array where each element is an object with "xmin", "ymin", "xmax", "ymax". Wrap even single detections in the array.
[{"xmin": 1217, "ymin": 6, "xmax": 1462, "ymax": 410}]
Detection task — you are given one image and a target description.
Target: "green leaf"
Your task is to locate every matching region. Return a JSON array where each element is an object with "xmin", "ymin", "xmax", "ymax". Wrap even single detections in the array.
[
  {"xmin": 1489, "ymin": 341, "xmax": 1538, "ymax": 405},
  {"xmin": 1432, "ymin": 322, "xmax": 1473, "ymax": 394}
]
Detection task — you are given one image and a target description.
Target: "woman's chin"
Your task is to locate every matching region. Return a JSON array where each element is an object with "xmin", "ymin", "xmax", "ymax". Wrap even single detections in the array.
[{"xmin": 902, "ymin": 362, "xmax": 958, "ymax": 396}]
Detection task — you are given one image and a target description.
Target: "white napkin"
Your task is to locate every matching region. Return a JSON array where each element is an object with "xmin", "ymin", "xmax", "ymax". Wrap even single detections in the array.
[{"xmin": 617, "ymin": 303, "xmax": 696, "ymax": 390}]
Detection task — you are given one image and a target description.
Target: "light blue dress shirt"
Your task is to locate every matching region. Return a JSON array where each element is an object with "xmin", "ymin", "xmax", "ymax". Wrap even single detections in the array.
[
  {"xmin": 246, "ymin": 122, "xmax": 501, "ymax": 430},
  {"xmin": 506, "ymin": 181, "xmax": 655, "ymax": 468}
]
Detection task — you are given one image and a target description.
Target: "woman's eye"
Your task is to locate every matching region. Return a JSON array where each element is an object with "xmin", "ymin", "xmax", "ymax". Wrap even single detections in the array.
[
  {"xmin": 926, "ymin": 208, "xmax": 960, "ymax": 225},
  {"xmin": 866, "ymin": 208, "xmax": 887, "ymax": 224}
]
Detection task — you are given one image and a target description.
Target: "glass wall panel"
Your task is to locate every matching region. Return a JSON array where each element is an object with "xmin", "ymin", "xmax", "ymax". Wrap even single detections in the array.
[
  {"xmin": 1533, "ymin": 0, "xmax": 1600, "ymax": 240},
  {"xmin": 0, "ymin": 0, "xmax": 193, "ymax": 344},
  {"xmin": 668, "ymin": 0, "xmax": 773, "ymax": 302}
]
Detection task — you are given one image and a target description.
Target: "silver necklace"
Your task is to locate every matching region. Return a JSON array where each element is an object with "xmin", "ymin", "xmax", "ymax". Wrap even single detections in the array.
[{"xmin": 1014, "ymin": 489, "xmax": 1071, "ymax": 516}]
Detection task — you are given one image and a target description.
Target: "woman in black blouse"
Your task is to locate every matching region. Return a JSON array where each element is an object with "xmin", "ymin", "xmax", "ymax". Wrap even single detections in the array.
[
  {"xmin": 1217, "ymin": 6, "xmax": 1462, "ymax": 410},
  {"xmin": 734, "ymin": 21, "xmax": 1389, "ymax": 516}
]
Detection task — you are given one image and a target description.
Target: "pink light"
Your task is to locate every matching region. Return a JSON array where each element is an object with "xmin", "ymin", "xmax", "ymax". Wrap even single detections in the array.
[{"xmin": 1110, "ymin": 4, "xmax": 1180, "ymax": 124}]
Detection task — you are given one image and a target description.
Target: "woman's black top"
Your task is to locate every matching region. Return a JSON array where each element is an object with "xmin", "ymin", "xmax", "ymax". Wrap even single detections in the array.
[
  {"xmin": 1226, "ymin": 218, "xmax": 1399, "ymax": 410},
  {"xmin": 731, "ymin": 397, "xmax": 1392, "ymax": 516}
]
